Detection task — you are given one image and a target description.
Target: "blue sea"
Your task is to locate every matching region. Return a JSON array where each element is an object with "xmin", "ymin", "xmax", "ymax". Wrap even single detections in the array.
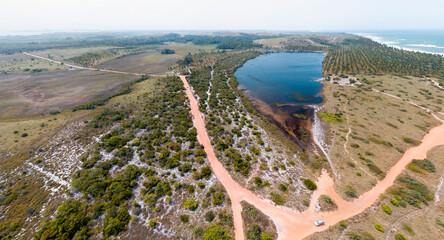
[
  {"xmin": 234, "ymin": 52, "xmax": 324, "ymax": 110},
  {"xmin": 356, "ymin": 30, "xmax": 444, "ymax": 55}
]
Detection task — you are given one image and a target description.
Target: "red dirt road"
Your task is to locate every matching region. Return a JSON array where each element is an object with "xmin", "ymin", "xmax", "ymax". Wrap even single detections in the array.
[{"xmin": 180, "ymin": 75, "xmax": 444, "ymax": 240}]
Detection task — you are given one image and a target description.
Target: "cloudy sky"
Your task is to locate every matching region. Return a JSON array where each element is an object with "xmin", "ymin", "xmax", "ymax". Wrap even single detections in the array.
[{"xmin": 1, "ymin": 0, "xmax": 443, "ymax": 34}]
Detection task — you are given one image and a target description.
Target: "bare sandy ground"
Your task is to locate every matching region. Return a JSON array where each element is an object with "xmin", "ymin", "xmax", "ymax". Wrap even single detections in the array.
[{"xmin": 179, "ymin": 75, "xmax": 444, "ymax": 240}]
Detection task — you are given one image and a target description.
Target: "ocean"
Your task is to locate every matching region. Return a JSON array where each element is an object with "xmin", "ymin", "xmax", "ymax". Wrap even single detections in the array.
[{"xmin": 356, "ymin": 30, "xmax": 444, "ymax": 55}]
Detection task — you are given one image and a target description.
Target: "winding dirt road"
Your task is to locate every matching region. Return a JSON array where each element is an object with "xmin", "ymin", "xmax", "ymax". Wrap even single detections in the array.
[{"xmin": 180, "ymin": 74, "xmax": 444, "ymax": 240}]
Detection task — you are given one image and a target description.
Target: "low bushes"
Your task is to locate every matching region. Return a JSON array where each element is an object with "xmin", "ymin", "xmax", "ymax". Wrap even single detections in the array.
[
  {"xmin": 345, "ymin": 185, "xmax": 357, "ymax": 198},
  {"xmin": 183, "ymin": 198, "xmax": 198, "ymax": 211},
  {"xmin": 270, "ymin": 192, "xmax": 285, "ymax": 205},
  {"xmin": 34, "ymin": 200, "xmax": 92, "ymax": 240},
  {"xmin": 339, "ymin": 220, "xmax": 347, "ymax": 229},
  {"xmin": 302, "ymin": 179, "xmax": 317, "ymax": 190},
  {"xmin": 394, "ymin": 233, "xmax": 406, "ymax": 240},
  {"xmin": 382, "ymin": 204, "xmax": 392, "ymax": 215},
  {"xmin": 374, "ymin": 224, "xmax": 384, "ymax": 232},
  {"xmin": 318, "ymin": 112, "xmax": 345, "ymax": 124},
  {"xmin": 403, "ymin": 137, "xmax": 420, "ymax": 145},
  {"xmin": 390, "ymin": 198, "xmax": 399, "ymax": 207}
]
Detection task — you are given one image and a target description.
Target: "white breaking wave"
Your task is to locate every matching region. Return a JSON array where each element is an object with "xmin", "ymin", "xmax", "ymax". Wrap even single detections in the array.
[
  {"xmin": 354, "ymin": 33, "xmax": 444, "ymax": 56},
  {"xmin": 406, "ymin": 43, "xmax": 444, "ymax": 49}
]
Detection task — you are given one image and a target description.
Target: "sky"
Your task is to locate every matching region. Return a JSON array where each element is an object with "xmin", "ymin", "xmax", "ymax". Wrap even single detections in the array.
[{"xmin": 1, "ymin": 0, "xmax": 443, "ymax": 34}]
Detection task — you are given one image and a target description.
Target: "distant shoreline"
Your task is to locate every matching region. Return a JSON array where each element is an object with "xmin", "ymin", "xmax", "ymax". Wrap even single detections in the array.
[{"xmin": 355, "ymin": 33, "xmax": 444, "ymax": 56}]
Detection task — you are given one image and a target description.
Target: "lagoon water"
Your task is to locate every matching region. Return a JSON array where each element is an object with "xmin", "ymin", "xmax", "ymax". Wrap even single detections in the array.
[{"xmin": 234, "ymin": 52, "xmax": 325, "ymax": 110}]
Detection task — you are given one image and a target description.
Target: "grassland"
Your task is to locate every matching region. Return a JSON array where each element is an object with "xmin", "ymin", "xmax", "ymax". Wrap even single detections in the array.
[
  {"xmin": 0, "ymin": 70, "xmax": 139, "ymax": 119},
  {"xmin": 318, "ymin": 74, "xmax": 443, "ymax": 199},
  {"xmin": 98, "ymin": 42, "xmax": 217, "ymax": 74},
  {"xmin": 308, "ymin": 145, "xmax": 444, "ymax": 240},
  {"xmin": 0, "ymin": 42, "xmax": 217, "ymax": 121},
  {"xmin": 0, "ymin": 52, "xmax": 69, "ymax": 74}
]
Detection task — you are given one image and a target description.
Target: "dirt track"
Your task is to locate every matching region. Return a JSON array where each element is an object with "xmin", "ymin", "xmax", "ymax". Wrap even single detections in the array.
[{"xmin": 179, "ymin": 75, "xmax": 444, "ymax": 240}]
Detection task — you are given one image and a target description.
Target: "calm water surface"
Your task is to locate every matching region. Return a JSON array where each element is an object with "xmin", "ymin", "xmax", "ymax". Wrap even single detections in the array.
[{"xmin": 234, "ymin": 52, "xmax": 325, "ymax": 112}]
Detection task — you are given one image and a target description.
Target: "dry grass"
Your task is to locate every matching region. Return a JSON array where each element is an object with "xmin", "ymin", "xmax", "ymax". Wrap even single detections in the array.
[
  {"xmin": 98, "ymin": 42, "xmax": 216, "ymax": 74},
  {"xmin": 319, "ymin": 75, "xmax": 442, "ymax": 198},
  {"xmin": 0, "ymin": 70, "xmax": 138, "ymax": 119},
  {"xmin": 307, "ymin": 145, "xmax": 444, "ymax": 240},
  {"xmin": 253, "ymin": 37, "xmax": 293, "ymax": 47}
]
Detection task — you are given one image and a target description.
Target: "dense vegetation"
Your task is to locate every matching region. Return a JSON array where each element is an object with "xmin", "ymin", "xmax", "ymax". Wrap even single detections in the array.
[
  {"xmin": 0, "ymin": 32, "xmax": 283, "ymax": 55},
  {"xmin": 323, "ymin": 37, "xmax": 444, "ymax": 76},
  {"xmin": 186, "ymin": 51, "xmax": 267, "ymax": 178},
  {"xmin": 33, "ymin": 76, "xmax": 233, "ymax": 239},
  {"xmin": 161, "ymin": 48, "xmax": 175, "ymax": 54}
]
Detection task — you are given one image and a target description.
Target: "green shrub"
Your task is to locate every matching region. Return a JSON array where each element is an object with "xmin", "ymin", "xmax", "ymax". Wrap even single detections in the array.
[
  {"xmin": 403, "ymin": 137, "xmax": 420, "ymax": 145},
  {"xmin": 203, "ymin": 225, "xmax": 232, "ymax": 240},
  {"xmin": 213, "ymin": 192, "xmax": 225, "ymax": 206},
  {"xmin": 345, "ymin": 185, "xmax": 357, "ymax": 198},
  {"xmin": 34, "ymin": 200, "xmax": 91, "ymax": 240},
  {"xmin": 394, "ymin": 233, "xmax": 406, "ymax": 240},
  {"xmin": 261, "ymin": 232, "xmax": 273, "ymax": 240},
  {"xmin": 390, "ymin": 199, "xmax": 399, "ymax": 207},
  {"xmin": 402, "ymin": 224, "xmax": 414, "ymax": 235},
  {"xmin": 246, "ymin": 224, "xmax": 261, "ymax": 240},
  {"xmin": 346, "ymin": 231, "xmax": 360, "ymax": 240},
  {"xmin": 408, "ymin": 159, "xmax": 435, "ymax": 173},
  {"xmin": 350, "ymin": 143, "xmax": 360, "ymax": 148},
  {"xmin": 278, "ymin": 183, "xmax": 287, "ymax": 192},
  {"xmin": 180, "ymin": 214, "xmax": 190, "ymax": 223},
  {"xmin": 374, "ymin": 224, "xmax": 384, "ymax": 232},
  {"xmin": 148, "ymin": 219, "xmax": 157, "ymax": 229},
  {"xmin": 103, "ymin": 207, "xmax": 130, "ymax": 237},
  {"xmin": 183, "ymin": 198, "xmax": 198, "ymax": 211},
  {"xmin": 398, "ymin": 201, "xmax": 407, "ymax": 208},
  {"xmin": 339, "ymin": 220, "xmax": 348, "ymax": 229},
  {"xmin": 382, "ymin": 204, "xmax": 392, "ymax": 215},
  {"xmin": 254, "ymin": 177, "xmax": 263, "ymax": 188},
  {"xmin": 205, "ymin": 211, "xmax": 215, "ymax": 222},
  {"xmin": 437, "ymin": 218, "xmax": 444, "ymax": 228},
  {"xmin": 302, "ymin": 179, "xmax": 317, "ymax": 190},
  {"xmin": 318, "ymin": 112, "xmax": 345, "ymax": 124},
  {"xmin": 270, "ymin": 192, "xmax": 285, "ymax": 205}
]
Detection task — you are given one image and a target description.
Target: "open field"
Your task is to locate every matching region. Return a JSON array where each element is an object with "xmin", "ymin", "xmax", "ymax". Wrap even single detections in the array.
[
  {"xmin": 318, "ymin": 74, "xmax": 443, "ymax": 198},
  {"xmin": 98, "ymin": 42, "xmax": 217, "ymax": 74},
  {"xmin": 254, "ymin": 37, "xmax": 293, "ymax": 47},
  {"xmin": 308, "ymin": 144, "xmax": 444, "ymax": 240},
  {"xmin": 0, "ymin": 52, "xmax": 69, "ymax": 73},
  {"xmin": 0, "ymin": 70, "xmax": 138, "ymax": 119}
]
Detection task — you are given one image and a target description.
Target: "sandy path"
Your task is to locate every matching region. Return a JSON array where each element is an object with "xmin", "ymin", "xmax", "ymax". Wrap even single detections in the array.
[
  {"xmin": 22, "ymin": 52, "xmax": 145, "ymax": 76},
  {"xmin": 180, "ymin": 75, "xmax": 444, "ymax": 240}
]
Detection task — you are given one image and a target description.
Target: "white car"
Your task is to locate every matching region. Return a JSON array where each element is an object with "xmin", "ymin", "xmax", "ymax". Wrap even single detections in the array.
[{"xmin": 314, "ymin": 220, "xmax": 325, "ymax": 226}]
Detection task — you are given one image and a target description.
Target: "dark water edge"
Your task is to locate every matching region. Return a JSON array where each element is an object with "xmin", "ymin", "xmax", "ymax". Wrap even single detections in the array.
[{"xmin": 234, "ymin": 52, "xmax": 325, "ymax": 144}]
